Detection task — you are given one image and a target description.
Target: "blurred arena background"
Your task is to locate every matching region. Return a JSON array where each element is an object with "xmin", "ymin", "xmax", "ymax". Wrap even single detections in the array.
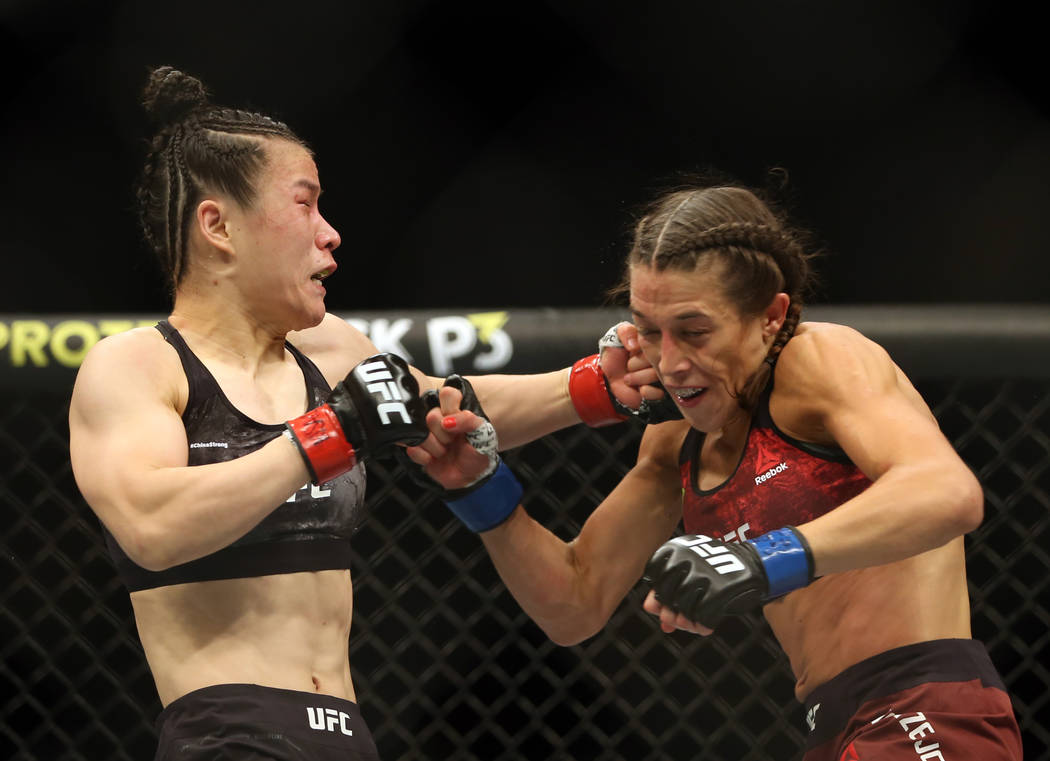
[{"xmin": 2, "ymin": 2, "xmax": 1048, "ymax": 760}]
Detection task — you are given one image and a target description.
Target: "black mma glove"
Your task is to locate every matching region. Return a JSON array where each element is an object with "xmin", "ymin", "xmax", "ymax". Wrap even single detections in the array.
[
  {"xmin": 644, "ymin": 528, "xmax": 815, "ymax": 629},
  {"xmin": 569, "ymin": 324, "xmax": 682, "ymax": 426},
  {"xmin": 285, "ymin": 353, "xmax": 429, "ymax": 485},
  {"xmin": 427, "ymin": 375, "xmax": 523, "ymax": 533},
  {"xmin": 637, "ymin": 383, "xmax": 685, "ymax": 424}
]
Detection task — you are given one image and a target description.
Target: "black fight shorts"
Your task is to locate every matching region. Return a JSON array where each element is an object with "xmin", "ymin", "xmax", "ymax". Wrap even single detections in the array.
[
  {"xmin": 153, "ymin": 683, "xmax": 381, "ymax": 761},
  {"xmin": 802, "ymin": 639, "xmax": 1022, "ymax": 761}
]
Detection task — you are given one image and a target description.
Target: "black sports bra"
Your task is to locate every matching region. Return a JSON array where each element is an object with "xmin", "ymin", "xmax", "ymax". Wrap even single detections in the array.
[{"xmin": 99, "ymin": 320, "xmax": 367, "ymax": 592}]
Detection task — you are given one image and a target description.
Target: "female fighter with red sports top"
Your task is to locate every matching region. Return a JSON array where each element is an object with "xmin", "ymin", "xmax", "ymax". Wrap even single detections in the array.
[
  {"xmin": 407, "ymin": 180, "xmax": 1024, "ymax": 760},
  {"xmin": 68, "ymin": 66, "xmax": 647, "ymax": 761}
]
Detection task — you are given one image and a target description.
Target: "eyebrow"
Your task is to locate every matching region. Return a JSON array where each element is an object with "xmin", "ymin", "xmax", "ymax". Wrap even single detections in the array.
[
  {"xmin": 630, "ymin": 306, "xmax": 711, "ymax": 322},
  {"xmin": 293, "ymin": 179, "xmax": 322, "ymax": 196}
]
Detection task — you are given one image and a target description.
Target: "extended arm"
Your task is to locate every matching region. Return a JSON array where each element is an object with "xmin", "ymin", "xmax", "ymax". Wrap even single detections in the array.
[
  {"xmin": 461, "ymin": 371, "xmax": 580, "ymax": 450},
  {"xmin": 464, "ymin": 321, "xmax": 673, "ymax": 450},
  {"xmin": 408, "ymin": 385, "xmax": 685, "ymax": 645},
  {"xmin": 306, "ymin": 316, "xmax": 669, "ymax": 452}
]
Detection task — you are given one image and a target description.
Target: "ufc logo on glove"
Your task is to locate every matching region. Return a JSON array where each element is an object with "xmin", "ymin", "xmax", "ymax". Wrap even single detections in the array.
[
  {"xmin": 672, "ymin": 535, "xmax": 747, "ymax": 575},
  {"xmin": 356, "ymin": 359, "xmax": 413, "ymax": 425}
]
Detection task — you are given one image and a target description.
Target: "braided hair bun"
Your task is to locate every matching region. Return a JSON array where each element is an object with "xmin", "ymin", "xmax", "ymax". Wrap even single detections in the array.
[{"xmin": 141, "ymin": 66, "xmax": 209, "ymax": 127}]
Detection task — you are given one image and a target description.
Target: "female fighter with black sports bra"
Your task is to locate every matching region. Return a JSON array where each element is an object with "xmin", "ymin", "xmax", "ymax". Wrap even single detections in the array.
[
  {"xmin": 408, "ymin": 180, "xmax": 1024, "ymax": 760},
  {"xmin": 68, "ymin": 67, "xmax": 640, "ymax": 760}
]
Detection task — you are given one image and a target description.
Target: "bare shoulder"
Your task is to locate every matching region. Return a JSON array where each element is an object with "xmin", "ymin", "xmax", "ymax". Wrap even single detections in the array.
[
  {"xmin": 637, "ymin": 418, "xmax": 692, "ymax": 473},
  {"xmin": 286, "ymin": 313, "xmax": 379, "ymax": 384},
  {"xmin": 72, "ymin": 326, "xmax": 183, "ymax": 413},
  {"xmin": 287, "ymin": 312, "xmax": 373, "ymax": 354},
  {"xmin": 785, "ymin": 321, "xmax": 887, "ymax": 359},
  {"xmin": 777, "ymin": 321, "xmax": 897, "ymax": 396},
  {"xmin": 606, "ymin": 418, "xmax": 690, "ymax": 528},
  {"xmin": 772, "ymin": 321, "xmax": 933, "ymax": 439},
  {"xmin": 77, "ymin": 325, "xmax": 179, "ymax": 385}
]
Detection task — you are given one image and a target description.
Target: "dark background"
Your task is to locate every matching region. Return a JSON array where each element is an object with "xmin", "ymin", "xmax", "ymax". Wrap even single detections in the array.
[
  {"xmin": 2, "ymin": 0, "xmax": 1048, "ymax": 314},
  {"xmin": 2, "ymin": 5, "xmax": 1049, "ymax": 760}
]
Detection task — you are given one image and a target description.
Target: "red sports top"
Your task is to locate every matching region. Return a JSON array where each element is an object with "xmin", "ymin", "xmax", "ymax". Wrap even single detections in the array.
[{"xmin": 680, "ymin": 378, "xmax": 871, "ymax": 542}]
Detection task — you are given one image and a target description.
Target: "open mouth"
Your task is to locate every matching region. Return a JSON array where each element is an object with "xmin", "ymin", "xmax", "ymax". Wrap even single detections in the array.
[
  {"xmin": 672, "ymin": 387, "xmax": 707, "ymax": 401},
  {"xmin": 310, "ymin": 268, "xmax": 333, "ymax": 283}
]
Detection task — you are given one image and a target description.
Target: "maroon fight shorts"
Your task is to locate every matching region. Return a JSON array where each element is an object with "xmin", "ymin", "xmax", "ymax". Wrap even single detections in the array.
[{"xmin": 802, "ymin": 639, "xmax": 1022, "ymax": 761}]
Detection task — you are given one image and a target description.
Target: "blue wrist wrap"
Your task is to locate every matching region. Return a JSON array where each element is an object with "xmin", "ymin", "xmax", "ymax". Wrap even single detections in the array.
[
  {"xmin": 444, "ymin": 461, "xmax": 523, "ymax": 533},
  {"xmin": 747, "ymin": 527, "xmax": 814, "ymax": 599}
]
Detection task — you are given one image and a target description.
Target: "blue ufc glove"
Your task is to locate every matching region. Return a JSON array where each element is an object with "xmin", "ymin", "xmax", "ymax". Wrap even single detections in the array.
[{"xmin": 643, "ymin": 527, "xmax": 815, "ymax": 628}]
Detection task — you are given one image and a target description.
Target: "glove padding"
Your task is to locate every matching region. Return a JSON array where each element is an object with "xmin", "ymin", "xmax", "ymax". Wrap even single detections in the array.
[
  {"xmin": 393, "ymin": 374, "xmax": 493, "ymax": 493},
  {"xmin": 422, "ymin": 375, "xmax": 523, "ymax": 532},
  {"xmin": 635, "ymin": 385, "xmax": 685, "ymax": 424},
  {"xmin": 644, "ymin": 527, "xmax": 814, "ymax": 629},
  {"xmin": 286, "ymin": 353, "xmax": 429, "ymax": 484},
  {"xmin": 570, "ymin": 324, "xmax": 682, "ymax": 427},
  {"xmin": 435, "ymin": 375, "xmax": 501, "ymax": 497}
]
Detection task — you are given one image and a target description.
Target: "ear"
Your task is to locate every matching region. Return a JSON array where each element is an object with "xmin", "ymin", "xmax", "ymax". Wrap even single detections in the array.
[
  {"xmin": 762, "ymin": 292, "xmax": 791, "ymax": 337},
  {"xmin": 195, "ymin": 198, "xmax": 236, "ymax": 256}
]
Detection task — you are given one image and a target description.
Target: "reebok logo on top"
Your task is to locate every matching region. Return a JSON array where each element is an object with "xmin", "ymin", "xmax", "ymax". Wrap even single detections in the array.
[{"xmin": 754, "ymin": 441, "xmax": 789, "ymax": 486}]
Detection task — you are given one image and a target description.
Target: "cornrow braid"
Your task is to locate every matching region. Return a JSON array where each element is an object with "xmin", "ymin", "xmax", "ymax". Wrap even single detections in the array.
[
  {"xmin": 196, "ymin": 109, "xmax": 296, "ymax": 137},
  {"xmin": 165, "ymin": 124, "xmax": 187, "ymax": 284},
  {"xmin": 134, "ymin": 67, "xmax": 308, "ymax": 296},
  {"xmin": 134, "ymin": 153, "xmax": 164, "ymax": 259},
  {"xmin": 736, "ymin": 298, "xmax": 804, "ymax": 411},
  {"xmin": 679, "ymin": 222, "xmax": 801, "ymax": 263}
]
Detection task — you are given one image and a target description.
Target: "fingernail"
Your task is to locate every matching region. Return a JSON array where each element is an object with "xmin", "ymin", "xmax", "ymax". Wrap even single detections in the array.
[{"xmin": 442, "ymin": 416, "xmax": 457, "ymax": 429}]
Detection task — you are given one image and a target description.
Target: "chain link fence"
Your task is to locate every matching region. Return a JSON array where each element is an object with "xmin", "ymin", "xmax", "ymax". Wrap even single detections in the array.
[{"xmin": 1, "ymin": 308, "xmax": 1047, "ymax": 760}]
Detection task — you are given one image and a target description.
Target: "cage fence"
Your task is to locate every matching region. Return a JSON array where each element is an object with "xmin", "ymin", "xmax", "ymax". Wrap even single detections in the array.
[{"xmin": 1, "ymin": 307, "xmax": 1047, "ymax": 760}]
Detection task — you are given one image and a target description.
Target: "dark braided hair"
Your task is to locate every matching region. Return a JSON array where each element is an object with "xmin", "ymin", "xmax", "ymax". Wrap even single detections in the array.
[
  {"xmin": 611, "ymin": 181, "xmax": 819, "ymax": 411},
  {"xmin": 135, "ymin": 66, "xmax": 308, "ymax": 294}
]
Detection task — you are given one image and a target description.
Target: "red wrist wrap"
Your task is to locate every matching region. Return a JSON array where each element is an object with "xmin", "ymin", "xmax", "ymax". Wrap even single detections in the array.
[
  {"xmin": 286, "ymin": 404, "xmax": 358, "ymax": 484},
  {"xmin": 568, "ymin": 354, "xmax": 627, "ymax": 427}
]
